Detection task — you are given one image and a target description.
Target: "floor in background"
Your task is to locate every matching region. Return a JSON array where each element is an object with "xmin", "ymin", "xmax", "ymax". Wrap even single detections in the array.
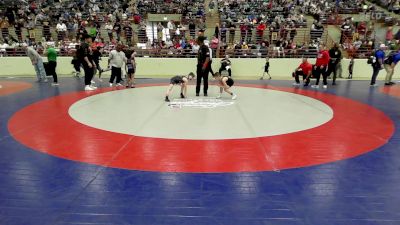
[{"xmin": 0, "ymin": 77, "xmax": 400, "ymax": 225}]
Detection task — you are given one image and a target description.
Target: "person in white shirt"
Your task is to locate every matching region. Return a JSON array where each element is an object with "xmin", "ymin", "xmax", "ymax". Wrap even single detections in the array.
[
  {"xmin": 56, "ymin": 21, "xmax": 67, "ymax": 41},
  {"xmin": 108, "ymin": 44, "xmax": 127, "ymax": 87},
  {"xmin": 122, "ymin": 12, "xmax": 128, "ymax": 21},
  {"xmin": 104, "ymin": 22, "xmax": 113, "ymax": 41},
  {"xmin": 167, "ymin": 20, "xmax": 174, "ymax": 34}
]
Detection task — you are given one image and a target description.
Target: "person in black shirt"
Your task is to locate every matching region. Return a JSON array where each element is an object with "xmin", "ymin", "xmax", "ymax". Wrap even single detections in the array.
[
  {"xmin": 328, "ymin": 43, "xmax": 342, "ymax": 85},
  {"xmin": 78, "ymin": 34, "xmax": 96, "ymax": 91},
  {"xmin": 189, "ymin": 20, "xmax": 196, "ymax": 39},
  {"xmin": 42, "ymin": 21, "xmax": 51, "ymax": 41},
  {"xmin": 165, "ymin": 72, "xmax": 195, "ymax": 102},
  {"xmin": 14, "ymin": 19, "xmax": 23, "ymax": 41},
  {"xmin": 196, "ymin": 36, "xmax": 210, "ymax": 96},
  {"xmin": 260, "ymin": 57, "xmax": 271, "ymax": 80},
  {"xmin": 123, "ymin": 23, "xmax": 133, "ymax": 45},
  {"xmin": 92, "ymin": 46, "xmax": 103, "ymax": 81},
  {"xmin": 219, "ymin": 55, "xmax": 232, "ymax": 77},
  {"xmin": 213, "ymin": 72, "xmax": 237, "ymax": 100},
  {"xmin": 114, "ymin": 21, "xmax": 121, "ymax": 41},
  {"xmin": 229, "ymin": 23, "xmax": 236, "ymax": 44}
]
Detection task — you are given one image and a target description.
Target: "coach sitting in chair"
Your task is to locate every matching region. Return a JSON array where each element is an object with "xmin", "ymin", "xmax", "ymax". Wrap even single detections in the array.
[
  {"xmin": 219, "ymin": 55, "xmax": 232, "ymax": 77},
  {"xmin": 292, "ymin": 58, "xmax": 313, "ymax": 87}
]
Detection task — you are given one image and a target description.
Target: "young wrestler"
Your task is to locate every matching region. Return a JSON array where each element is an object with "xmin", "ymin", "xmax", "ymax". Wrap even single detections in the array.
[
  {"xmin": 125, "ymin": 49, "xmax": 136, "ymax": 88},
  {"xmin": 213, "ymin": 72, "xmax": 237, "ymax": 100},
  {"xmin": 165, "ymin": 72, "xmax": 195, "ymax": 102},
  {"xmin": 260, "ymin": 57, "xmax": 272, "ymax": 80}
]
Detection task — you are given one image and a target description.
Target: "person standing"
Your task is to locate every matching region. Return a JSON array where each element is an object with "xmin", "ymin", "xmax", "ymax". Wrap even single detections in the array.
[
  {"xmin": 312, "ymin": 44, "xmax": 330, "ymax": 89},
  {"xmin": 384, "ymin": 50, "xmax": 400, "ymax": 85},
  {"xmin": 45, "ymin": 44, "xmax": 58, "ymax": 86},
  {"xmin": 348, "ymin": 56, "xmax": 354, "ymax": 79},
  {"xmin": 196, "ymin": 36, "xmax": 210, "ymax": 96},
  {"xmin": 108, "ymin": 44, "xmax": 127, "ymax": 87},
  {"xmin": 260, "ymin": 57, "xmax": 271, "ymax": 80},
  {"xmin": 23, "ymin": 44, "xmax": 47, "ymax": 82},
  {"xmin": 125, "ymin": 48, "xmax": 136, "ymax": 88},
  {"xmin": 214, "ymin": 23, "xmax": 219, "ymax": 39},
  {"xmin": 78, "ymin": 34, "xmax": 97, "ymax": 91},
  {"xmin": 328, "ymin": 43, "xmax": 342, "ymax": 85},
  {"xmin": 92, "ymin": 46, "xmax": 103, "ymax": 82},
  {"xmin": 105, "ymin": 21, "xmax": 113, "ymax": 41},
  {"xmin": 228, "ymin": 22, "xmax": 236, "ymax": 44},
  {"xmin": 370, "ymin": 44, "xmax": 385, "ymax": 86},
  {"xmin": 123, "ymin": 22, "xmax": 133, "ymax": 45},
  {"xmin": 205, "ymin": 41, "xmax": 215, "ymax": 76},
  {"xmin": 56, "ymin": 20, "xmax": 67, "ymax": 41}
]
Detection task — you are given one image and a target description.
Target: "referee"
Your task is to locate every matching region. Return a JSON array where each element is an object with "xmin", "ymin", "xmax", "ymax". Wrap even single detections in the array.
[{"xmin": 196, "ymin": 36, "xmax": 210, "ymax": 96}]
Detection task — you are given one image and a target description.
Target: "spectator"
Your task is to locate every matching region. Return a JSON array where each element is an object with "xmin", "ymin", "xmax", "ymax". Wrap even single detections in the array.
[
  {"xmin": 256, "ymin": 22, "xmax": 266, "ymax": 43},
  {"xmin": 0, "ymin": 17, "xmax": 10, "ymax": 39},
  {"xmin": 189, "ymin": 20, "xmax": 196, "ymax": 39},
  {"xmin": 228, "ymin": 22, "xmax": 236, "ymax": 44},
  {"xmin": 386, "ymin": 26, "xmax": 394, "ymax": 44},
  {"xmin": 157, "ymin": 22, "xmax": 164, "ymax": 41},
  {"xmin": 123, "ymin": 23, "xmax": 133, "ymax": 45},
  {"xmin": 113, "ymin": 21, "xmax": 122, "ymax": 41},
  {"xmin": 214, "ymin": 23, "xmax": 219, "ymax": 39},
  {"xmin": 105, "ymin": 21, "xmax": 114, "ymax": 41},
  {"xmin": 56, "ymin": 20, "xmax": 67, "ymax": 41}
]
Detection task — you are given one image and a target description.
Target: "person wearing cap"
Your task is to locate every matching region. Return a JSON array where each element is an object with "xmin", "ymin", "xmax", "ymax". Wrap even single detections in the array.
[
  {"xmin": 370, "ymin": 44, "xmax": 385, "ymax": 86},
  {"xmin": 196, "ymin": 36, "xmax": 210, "ymax": 96},
  {"xmin": 45, "ymin": 44, "xmax": 58, "ymax": 86},
  {"xmin": 23, "ymin": 44, "xmax": 47, "ymax": 82},
  {"xmin": 78, "ymin": 34, "xmax": 97, "ymax": 91}
]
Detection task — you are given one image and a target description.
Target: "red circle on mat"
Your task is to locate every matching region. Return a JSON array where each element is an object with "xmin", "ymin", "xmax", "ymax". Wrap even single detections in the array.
[
  {"xmin": 8, "ymin": 84, "xmax": 395, "ymax": 172},
  {"xmin": 380, "ymin": 85, "xmax": 400, "ymax": 99},
  {"xmin": 0, "ymin": 81, "xmax": 32, "ymax": 96}
]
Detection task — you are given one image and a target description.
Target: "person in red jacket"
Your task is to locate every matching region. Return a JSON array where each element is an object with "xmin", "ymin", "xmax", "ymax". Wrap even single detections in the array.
[
  {"xmin": 293, "ymin": 58, "xmax": 313, "ymax": 86},
  {"xmin": 256, "ymin": 22, "xmax": 266, "ymax": 42},
  {"xmin": 313, "ymin": 44, "xmax": 330, "ymax": 89}
]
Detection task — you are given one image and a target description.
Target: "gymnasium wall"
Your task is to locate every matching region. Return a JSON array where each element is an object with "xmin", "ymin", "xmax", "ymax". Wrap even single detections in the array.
[{"xmin": 0, "ymin": 57, "xmax": 398, "ymax": 80}]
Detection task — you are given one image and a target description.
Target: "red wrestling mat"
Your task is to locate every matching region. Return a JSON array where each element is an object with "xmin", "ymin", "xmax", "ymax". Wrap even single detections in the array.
[
  {"xmin": 0, "ymin": 81, "xmax": 32, "ymax": 96},
  {"xmin": 8, "ymin": 84, "xmax": 395, "ymax": 172}
]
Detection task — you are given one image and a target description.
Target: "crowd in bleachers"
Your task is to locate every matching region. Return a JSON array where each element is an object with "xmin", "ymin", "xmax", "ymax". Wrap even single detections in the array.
[
  {"xmin": 0, "ymin": 0, "xmax": 397, "ymax": 59},
  {"xmin": 372, "ymin": 0, "xmax": 400, "ymax": 14}
]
